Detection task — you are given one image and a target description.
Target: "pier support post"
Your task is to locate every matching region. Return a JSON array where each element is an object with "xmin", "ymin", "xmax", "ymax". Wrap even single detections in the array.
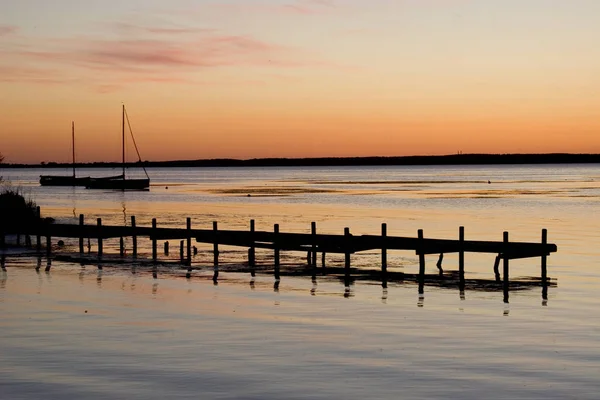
[
  {"xmin": 418, "ymin": 229, "xmax": 425, "ymax": 295},
  {"xmin": 152, "ymin": 218, "xmax": 157, "ymax": 262},
  {"xmin": 213, "ymin": 221, "xmax": 219, "ymax": 268},
  {"xmin": 249, "ymin": 219, "xmax": 255, "ymax": 276},
  {"xmin": 119, "ymin": 237, "xmax": 125, "ymax": 257},
  {"xmin": 381, "ymin": 223, "xmax": 387, "ymax": 273},
  {"xmin": 541, "ymin": 229, "xmax": 548, "ymax": 302},
  {"xmin": 179, "ymin": 241, "xmax": 184, "ymax": 263},
  {"xmin": 186, "ymin": 217, "xmax": 192, "ymax": 266},
  {"xmin": 459, "ymin": 226, "xmax": 465, "ymax": 293},
  {"xmin": 344, "ymin": 227, "xmax": 351, "ymax": 271},
  {"xmin": 36, "ymin": 207, "xmax": 41, "ymax": 253},
  {"xmin": 97, "ymin": 218, "xmax": 102, "ymax": 259},
  {"xmin": 164, "ymin": 241, "xmax": 169, "ymax": 255},
  {"xmin": 311, "ymin": 222, "xmax": 317, "ymax": 268},
  {"xmin": 131, "ymin": 216, "xmax": 137, "ymax": 259},
  {"xmin": 79, "ymin": 214, "xmax": 84, "ymax": 255},
  {"xmin": 274, "ymin": 224, "xmax": 280, "ymax": 280},
  {"xmin": 436, "ymin": 253, "xmax": 443, "ymax": 273},
  {"xmin": 493, "ymin": 255, "xmax": 501, "ymax": 281},
  {"xmin": 503, "ymin": 231, "xmax": 510, "ymax": 303},
  {"xmin": 46, "ymin": 234, "xmax": 52, "ymax": 259}
]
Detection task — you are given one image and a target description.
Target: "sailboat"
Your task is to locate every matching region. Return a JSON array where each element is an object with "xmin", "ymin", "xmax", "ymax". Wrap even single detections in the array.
[
  {"xmin": 85, "ymin": 105, "xmax": 150, "ymax": 190},
  {"xmin": 40, "ymin": 122, "xmax": 91, "ymax": 186}
]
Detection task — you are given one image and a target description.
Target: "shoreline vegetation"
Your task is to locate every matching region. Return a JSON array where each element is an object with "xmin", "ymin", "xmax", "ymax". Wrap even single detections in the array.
[{"xmin": 2, "ymin": 153, "xmax": 600, "ymax": 169}]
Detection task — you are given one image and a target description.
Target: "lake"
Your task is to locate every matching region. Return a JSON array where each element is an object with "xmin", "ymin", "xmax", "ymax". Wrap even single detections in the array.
[{"xmin": 1, "ymin": 164, "xmax": 599, "ymax": 399}]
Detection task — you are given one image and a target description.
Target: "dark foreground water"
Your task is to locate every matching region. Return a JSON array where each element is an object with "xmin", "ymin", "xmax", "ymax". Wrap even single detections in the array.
[{"xmin": 1, "ymin": 164, "xmax": 600, "ymax": 399}]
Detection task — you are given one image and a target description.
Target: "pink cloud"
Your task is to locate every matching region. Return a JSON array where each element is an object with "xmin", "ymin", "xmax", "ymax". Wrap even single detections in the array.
[
  {"xmin": 0, "ymin": 25, "xmax": 17, "ymax": 36},
  {"xmin": 211, "ymin": 0, "xmax": 337, "ymax": 16},
  {"xmin": 112, "ymin": 22, "xmax": 215, "ymax": 36},
  {"xmin": 0, "ymin": 17, "xmax": 345, "ymax": 90}
]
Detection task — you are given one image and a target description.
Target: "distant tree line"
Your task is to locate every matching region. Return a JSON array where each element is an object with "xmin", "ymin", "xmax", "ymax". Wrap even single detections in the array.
[{"xmin": 3, "ymin": 153, "xmax": 600, "ymax": 169}]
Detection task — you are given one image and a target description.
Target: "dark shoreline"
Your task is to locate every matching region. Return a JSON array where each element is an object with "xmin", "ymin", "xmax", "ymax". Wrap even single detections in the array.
[{"xmin": 4, "ymin": 153, "xmax": 600, "ymax": 169}]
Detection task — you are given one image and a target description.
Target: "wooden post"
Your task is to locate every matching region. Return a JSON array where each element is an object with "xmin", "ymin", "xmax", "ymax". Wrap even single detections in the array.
[
  {"xmin": 311, "ymin": 222, "xmax": 317, "ymax": 268},
  {"xmin": 152, "ymin": 218, "xmax": 157, "ymax": 262},
  {"xmin": 79, "ymin": 214, "xmax": 84, "ymax": 254},
  {"xmin": 503, "ymin": 231, "xmax": 509, "ymax": 303},
  {"xmin": 164, "ymin": 241, "xmax": 169, "ymax": 255},
  {"xmin": 344, "ymin": 227, "xmax": 351, "ymax": 271},
  {"xmin": 418, "ymin": 229, "xmax": 425, "ymax": 294},
  {"xmin": 436, "ymin": 253, "xmax": 443, "ymax": 273},
  {"xmin": 119, "ymin": 237, "xmax": 125, "ymax": 257},
  {"xmin": 36, "ymin": 206, "xmax": 41, "ymax": 253},
  {"xmin": 179, "ymin": 240, "xmax": 184, "ymax": 262},
  {"xmin": 97, "ymin": 218, "xmax": 102, "ymax": 259},
  {"xmin": 381, "ymin": 223, "xmax": 387, "ymax": 273},
  {"xmin": 459, "ymin": 226, "xmax": 465, "ymax": 292},
  {"xmin": 186, "ymin": 217, "xmax": 192, "ymax": 266},
  {"xmin": 131, "ymin": 216, "xmax": 137, "ymax": 258},
  {"xmin": 213, "ymin": 221, "xmax": 219, "ymax": 267},
  {"xmin": 0, "ymin": 220, "xmax": 4, "ymax": 248},
  {"xmin": 493, "ymin": 255, "xmax": 501, "ymax": 281},
  {"xmin": 274, "ymin": 224, "xmax": 280, "ymax": 280},
  {"xmin": 213, "ymin": 221, "xmax": 219, "ymax": 283},
  {"xmin": 541, "ymin": 229, "xmax": 548, "ymax": 282},
  {"xmin": 249, "ymin": 219, "xmax": 255, "ymax": 276},
  {"xmin": 46, "ymin": 234, "xmax": 52, "ymax": 258},
  {"xmin": 541, "ymin": 229, "xmax": 548, "ymax": 301},
  {"xmin": 321, "ymin": 252, "xmax": 326, "ymax": 268}
]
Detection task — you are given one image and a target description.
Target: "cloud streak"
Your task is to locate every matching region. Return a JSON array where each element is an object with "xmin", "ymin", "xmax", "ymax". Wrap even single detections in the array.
[
  {"xmin": 0, "ymin": 22, "xmax": 337, "ymax": 90},
  {"xmin": 211, "ymin": 0, "xmax": 337, "ymax": 16},
  {"xmin": 0, "ymin": 25, "xmax": 17, "ymax": 36}
]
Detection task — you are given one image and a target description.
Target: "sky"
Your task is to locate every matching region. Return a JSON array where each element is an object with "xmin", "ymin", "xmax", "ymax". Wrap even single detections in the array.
[{"xmin": 1, "ymin": 0, "xmax": 600, "ymax": 164}]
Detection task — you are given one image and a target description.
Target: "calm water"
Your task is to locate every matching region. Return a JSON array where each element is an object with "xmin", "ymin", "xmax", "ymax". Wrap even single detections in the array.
[{"xmin": 1, "ymin": 164, "xmax": 600, "ymax": 399}]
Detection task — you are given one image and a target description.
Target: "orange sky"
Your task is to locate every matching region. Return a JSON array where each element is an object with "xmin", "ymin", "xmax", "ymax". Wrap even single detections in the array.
[{"xmin": 1, "ymin": 1, "xmax": 600, "ymax": 164}]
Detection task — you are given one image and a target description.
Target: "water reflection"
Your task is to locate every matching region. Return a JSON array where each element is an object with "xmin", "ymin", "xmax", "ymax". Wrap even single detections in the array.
[
  {"xmin": 417, "ymin": 294, "xmax": 424, "ymax": 308},
  {"xmin": 1, "ymin": 254, "xmax": 6, "ymax": 271},
  {"xmin": 381, "ymin": 287, "xmax": 388, "ymax": 304},
  {"xmin": 96, "ymin": 269, "xmax": 103, "ymax": 288},
  {"xmin": 249, "ymin": 277, "xmax": 255, "ymax": 290},
  {"xmin": 0, "ymin": 270, "xmax": 7, "ymax": 290},
  {"xmin": 273, "ymin": 278, "xmax": 280, "ymax": 293},
  {"xmin": 310, "ymin": 277, "xmax": 317, "ymax": 296}
]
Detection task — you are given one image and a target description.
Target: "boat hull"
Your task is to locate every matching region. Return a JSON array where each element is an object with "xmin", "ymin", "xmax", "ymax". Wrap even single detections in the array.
[
  {"xmin": 85, "ymin": 178, "xmax": 150, "ymax": 190},
  {"xmin": 40, "ymin": 175, "xmax": 90, "ymax": 187}
]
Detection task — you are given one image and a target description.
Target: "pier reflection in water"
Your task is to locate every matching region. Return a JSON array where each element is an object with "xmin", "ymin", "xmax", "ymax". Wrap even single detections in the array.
[{"xmin": 0, "ymin": 252, "xmax": 554, "ymax": 305}]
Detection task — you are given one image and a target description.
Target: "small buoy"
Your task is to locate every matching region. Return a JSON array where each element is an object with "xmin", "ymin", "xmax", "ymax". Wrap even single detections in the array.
[
  {"xmin": 488, "ymin": 180, "xmax": 491, "ymax": 184},
  {"xmin": 247, "ymin": 194, "xmax": 251, "ymax": 197},
  {"xmin": 57, "ymin": 240, "xmax": 65, "ymax": 246},
  {"xmin": 84, "ymin": 310, "xmax": 88, "ymax": 313},
  {"xmin": 165, "ymin": 186, "xmax": 168, "ymax": 189}
]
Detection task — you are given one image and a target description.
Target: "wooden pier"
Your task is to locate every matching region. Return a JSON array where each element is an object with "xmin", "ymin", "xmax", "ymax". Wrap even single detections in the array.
[{"xmin": 1, "ymin": 212, "xmax": 557, "ymax": 303}]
